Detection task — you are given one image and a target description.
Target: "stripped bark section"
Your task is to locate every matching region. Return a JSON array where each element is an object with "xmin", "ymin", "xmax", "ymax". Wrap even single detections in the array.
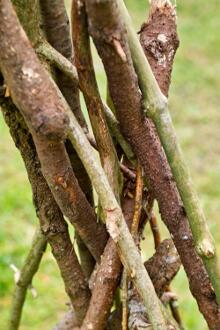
[
  {"xmin": 85, "ymin": 1, "xmax": 220, "ymax": 328},
  {"xmin": 139, "ymin": 1, "xmax": 179, "ymax": 97}
]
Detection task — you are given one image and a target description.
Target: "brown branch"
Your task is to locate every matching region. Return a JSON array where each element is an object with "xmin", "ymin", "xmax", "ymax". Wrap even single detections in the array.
[
  {"xmin": 122, "ymin": 162, "xmax": 143, "ymax": 329},
  {"xmin": 0, "ymin": 96, "xmax": 91, "ymax": 325},
  {"xmin": 85, "ymin": 0, "xmax": 220, "ymax": 328},
  {"xmin": 39, "ymin": 0, "xmax": 86, "ymax": 128},
  {"xmin": 0, "ymin": 0, "xmax": 107, "ymax": 262},
  {"xmin": 128, "ymin": 239, "xmax": 181, "ymax": 330},
  {"xmin": 80, "ymin": 184, "xmax": 135, "ymax": 330},
  {"xmin": 39, "ymin": 0, "xmax": 95, "ymax": 278},
  {"xmin": 71, "ymin": 0, "xmax": 122, "ymax": 198}
]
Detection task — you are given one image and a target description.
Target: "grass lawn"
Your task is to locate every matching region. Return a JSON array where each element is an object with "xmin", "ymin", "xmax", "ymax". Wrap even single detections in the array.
[{"xmin": 1, "ymin": 1, "xmax": 220, "ymax": 329}]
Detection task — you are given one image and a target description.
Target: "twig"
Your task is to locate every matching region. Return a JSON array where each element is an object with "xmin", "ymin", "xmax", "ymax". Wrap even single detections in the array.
[
  {"xmin": 36, "ymin": 42, "xmax": 78, "ymax": 85},
  {"xmin": 9, "ymin": 229, "xmax": 46, "ymax": 330},
  {"xmin": 122, "ymin": 162, "xmax": 143, "ymax": 329},
  {"xmin": 117, "ymin": 0, "xmax": 220, "ymax": 302}
]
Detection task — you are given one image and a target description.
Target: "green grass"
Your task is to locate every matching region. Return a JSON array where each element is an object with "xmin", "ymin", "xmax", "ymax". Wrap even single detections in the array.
[{"xmin": 1, "ymin": 1, "xmax": 220, "ymax": 329}]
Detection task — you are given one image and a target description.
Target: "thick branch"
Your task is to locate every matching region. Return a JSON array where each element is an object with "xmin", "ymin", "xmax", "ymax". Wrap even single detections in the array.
[
  {"xmin": 66, "ymin": 109, "xmax": 167, "ymax": 329},
  {"xmin": 9, "ymin": 229, "xmax": 46, "ymax": 330},
  {"xmin": 117, "ymin": 0, "xmax": 220, "ymax": 303},
  {"xmin": 85, "ymin": 0, "xmax": 220, "ymax": 328},
  {"xmin": 0, "ymin": 0, "xmax": 107, "ymax": 262},
  {"xmin": 39, "ymin": 0, "xmax": 95, "ymax": 279},
  {"xmin": 1, "ymin": 97, "xmax": 91, "ymax": 325}
]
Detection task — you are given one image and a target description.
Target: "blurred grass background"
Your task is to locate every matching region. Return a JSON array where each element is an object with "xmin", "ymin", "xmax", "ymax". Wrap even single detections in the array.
[{"xmin": 1, "ymin": 1, "xmax": 220, "ymax": 329}]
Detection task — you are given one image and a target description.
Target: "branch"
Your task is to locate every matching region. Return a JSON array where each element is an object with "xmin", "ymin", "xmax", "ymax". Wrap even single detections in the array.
[
  {"xmin": 80, "ymin": 189, "xmax": 135, "ymax": 330},
  {"xmin": 0, "ymin": 0, "xmax": 107, "ymax": 261},
  {"xmin": 71, "ymin": 0, "xmax": 122, "ymax": 198},
  {"xmin": 66, "ymin": 107, "xmax": 167, "ymax": 329},
  {"xmin": 37, "ymin": 42, "xmax": 78, "ymax": 85},
  {"xmin": 128, "ymin": 239, "xmax": 181, "ymax": 330},
  {"xmin": 117, "ymin": 0, "xmax": 220, "ymax": 302},
  {"xmin": 39, "ymin": 0, "xmax": 95, "ymax": 280},
  {"xmin": 84, "ymin": 0, "xmax": 220, "ymax": 327},
  {"xmin": 122, "ymin": 162, "xmax": 143, "ymax": 329},
  {"xmin": 36, "ymin": 41, "xmax": 135, "ymax": 164},
  {"xmin": 0, "ymin": 97, "xmax": 91, "ymax": 324},
  {"xmin": 9, "ymin": 229, "xmax": 46, "ymax": 330}
]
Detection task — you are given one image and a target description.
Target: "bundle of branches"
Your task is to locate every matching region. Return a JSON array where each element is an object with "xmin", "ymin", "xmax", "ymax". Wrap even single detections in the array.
[{"xmin": 0, "ymin": 0, "xmax": 220, "ymax": 329}]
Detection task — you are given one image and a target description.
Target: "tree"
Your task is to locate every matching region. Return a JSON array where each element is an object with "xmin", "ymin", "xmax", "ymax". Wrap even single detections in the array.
[{"xmin": 0, "ymin": 0, "xmax": 220, "ymax": 329}]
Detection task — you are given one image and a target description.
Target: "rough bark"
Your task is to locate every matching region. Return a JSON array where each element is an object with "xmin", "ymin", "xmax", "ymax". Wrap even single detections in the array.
[
  {"xmin": 0, "ymin": 96, "xmax": 91, "ymax": 325},
  {"xmin": 85, "ymin": 1, "xmax": 220, "ymax": 328},
  {"xmin": 139, "ymin": 1, "xmax": 179, "ymax": 97},
  {"xmin": 0, "ymin": 0, "xmax": 108, "ymax": 262},
  {"xmin": 71, "ymin": 0, "xmax": 122, "ymax": 198},
  {"xmin": 117, "ymin": 0, "xmax": 220, "ymax": 302},
  {"xmin": 128, "ymin": 239, "xmax": 181, "ymax": 330},
  {"xmin": 81, "ymin": 186, "xmax": 135, "ymax": 330},
  {"xmin": 39, "ymin": 0, "xmax": 95, "ymax": 279},
  {"xmin": 39, "ymin": 0, "xmax": 87, "ymax": 128}
]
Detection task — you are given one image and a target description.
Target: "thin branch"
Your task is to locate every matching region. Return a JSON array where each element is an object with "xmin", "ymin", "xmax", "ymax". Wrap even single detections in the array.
[
  {"xmin": 117, "ymin": 0, "xmax": 220, "ymax": 302},
  {"xmin": 36, "ymin": 41, "xmax": 135, "ymax": 164},
  {"xmin": 71, "ymin": 0, "xmax": 122, "ymax": 198},
  {"xmin": 37, "ymin": 42, "xmax": 78, "ymax": 85},
  {"xmin": 9, "ymin": 229, "xmax": 46, "ymax": 330},
  {"xmin": 122, "ymin": 162, "xmax": 143, "ymax": 329}
]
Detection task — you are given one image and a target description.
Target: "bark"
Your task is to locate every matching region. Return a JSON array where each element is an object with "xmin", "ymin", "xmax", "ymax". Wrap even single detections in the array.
[
  {"xmin": 71, "ymin": 0, "xmax": 122, "ymax": 198},
  {"xmin": 55, "ymin": 237, "xmax": 181, "ymax": 330},
  {"xmin": 128, "ymin": 239, "xmax": 181, "ymax": 330},
  {"xmin": 0, "ymin": 97, "xmax": 91, "ymax": 325},
  {"xmin": 117, "ymin": 0, "xmax": 220, "ymax": 303},
  {"xmin": 81, "ymin": 187, "xmax": 135, "ymax": 330},
  {"xmin": 0, "ymin": 0, "xmax": 108, "ymax": 262},
  {"xmin": 39, "ymin": 0, "xmax": 95, "ymax": 278},
  {"xmin": 139, "ymin": 1, "xmax": 179, "ymax": 97},
  {"xmin": 39, "ymin": 0, "xmax": 87, "ymax": 128},
  {"xmin": 85, "ymin": 0, "xmax": 220, "ymax": 328}
]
